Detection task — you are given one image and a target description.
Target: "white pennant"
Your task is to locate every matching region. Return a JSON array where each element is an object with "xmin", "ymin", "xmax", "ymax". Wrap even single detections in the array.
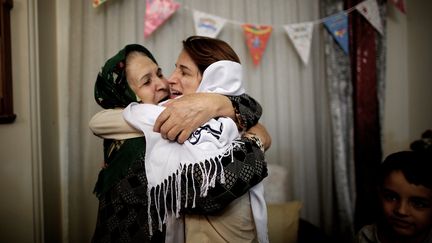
[
  {"xmin": 356, "ymin": 0, "xmax": 383, "ymax": 35},
  {"xmin": 193, "ymin": 10, "xmax": 227, "ymax": 38},
  {"xmin": 284, "ymin": 22, "xmax": 314, "ymax": 65}
]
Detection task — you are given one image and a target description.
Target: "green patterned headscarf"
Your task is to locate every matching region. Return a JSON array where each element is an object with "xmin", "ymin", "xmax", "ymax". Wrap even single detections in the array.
[
  {"xmin": 94, "ymin": 44, "xmax": 158, "ymax": 108},
  {"xmin": 93, "ymin": 44, "xmax": 158, "ymax": 197}
]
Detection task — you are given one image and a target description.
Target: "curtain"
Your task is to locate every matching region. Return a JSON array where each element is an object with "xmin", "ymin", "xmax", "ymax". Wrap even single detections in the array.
[
  {"xmin": 321, "ymin": 0, "xmax": 356, "ymax": 241},
  {"xmin": 60, "ymin": 0, "xmax": 335, "ymax": 241},
  {"xmin": 348, "ymin": 0, "xmax": 386, "ymax": 232},
  {"xmin": 319, "ymin": 0, "xmax": 387, "ymax": 241}
]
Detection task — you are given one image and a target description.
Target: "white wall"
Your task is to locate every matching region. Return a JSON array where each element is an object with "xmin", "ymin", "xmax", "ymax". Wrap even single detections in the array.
[
  {"xmin": 0, "ymin": 0, "xmax": 42, "ymax": 242},
  {"xmin": 38, "ymin": 0, "xmax": 63, "ymax": 241},
  {"xmin": 383, "ymin": 1, "xmax": 432, "ymax": 156}
]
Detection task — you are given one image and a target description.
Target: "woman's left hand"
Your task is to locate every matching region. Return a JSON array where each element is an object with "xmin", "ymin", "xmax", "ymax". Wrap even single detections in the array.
[
  {"xmin": 244, "ymin": 123, "xmax": 272, "ymax": 151},
  {"xmin": 154, "ymin": 93, "xmax": 233, "ymax": 143}
]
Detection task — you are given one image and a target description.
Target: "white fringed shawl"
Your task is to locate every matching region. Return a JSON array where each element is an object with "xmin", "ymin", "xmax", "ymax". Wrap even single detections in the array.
[{"xmin": 123, "ymin": 61, "xmax": 268, "ymax": 242}]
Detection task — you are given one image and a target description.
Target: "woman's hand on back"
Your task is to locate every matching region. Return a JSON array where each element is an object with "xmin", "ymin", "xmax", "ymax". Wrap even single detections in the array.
[{"xmin": 244, "ymin": 123, "xmax": 272, "ymax": 151}]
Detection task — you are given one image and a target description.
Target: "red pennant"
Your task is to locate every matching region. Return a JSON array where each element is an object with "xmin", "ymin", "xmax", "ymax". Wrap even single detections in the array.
[
  {"xmin": 389, "ymin": 0, "xmax": 406, "ymax": 14},
  {"xmin": 92, "ymin": 0, "xmax": 108, "ymax": 8},
  {"xmin": 242, "ymin": 24, "xmax": 272, "ymax": 66}
]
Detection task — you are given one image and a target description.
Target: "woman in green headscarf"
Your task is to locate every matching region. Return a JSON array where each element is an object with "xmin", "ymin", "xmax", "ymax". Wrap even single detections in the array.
[{"xmin": 91, "ymin": 44, "xmax": 269, "ymax": 243}]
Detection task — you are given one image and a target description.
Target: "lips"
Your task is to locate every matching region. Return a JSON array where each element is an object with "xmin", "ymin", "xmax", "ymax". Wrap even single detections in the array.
[
  {"xmin": 390, "ymin": 217, "xmax": 414, "ymax": 230},
  {"xmin": 170, "ymin": 88, "xmax": 183, "ymax": 99}
]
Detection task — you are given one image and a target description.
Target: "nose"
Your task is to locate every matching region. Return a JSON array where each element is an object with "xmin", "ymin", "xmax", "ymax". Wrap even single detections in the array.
[
  {"xmin": 394, "ymin": 201, "xmax": 409, "ymax": 216},
  {"xmin": 155, "ymin": 76, "xmax": 169, "ymax": 90},
  {"xmin": 167, "ymin": 71, "xmax": 179, "ymax": 85}
]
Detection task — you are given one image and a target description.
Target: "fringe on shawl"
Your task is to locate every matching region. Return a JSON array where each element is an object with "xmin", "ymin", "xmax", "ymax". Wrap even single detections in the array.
[{"xmin": 147, "ymin": 140, "xmax": 244, "ymax": 234}]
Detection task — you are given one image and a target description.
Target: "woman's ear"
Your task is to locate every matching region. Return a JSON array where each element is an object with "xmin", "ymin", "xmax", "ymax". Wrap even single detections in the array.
[{"xmin": 124, "ymin": 80, "xmax": 140, "ymax": 103}]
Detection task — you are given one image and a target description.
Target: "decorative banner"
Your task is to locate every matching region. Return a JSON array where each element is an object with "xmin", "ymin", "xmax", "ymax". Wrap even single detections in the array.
[
  {"xmin": 144, "ymin": 0, "xmax": 180, "ymax": 38},
  {"xmin": 323, "ymin": 13, "xmax": 349, "ymax": 54},
  {"xmin": 193, "ymin": 10, "xmax": 227, "ymax": 38},
  {"xmin": 284, "ymin": 22, "xmax": 314, "ymax": 65},
  {"xmin": 389, "ymin": 0, "xmax": 406, "ymax": 14},
  {"xmin": 93, "ymin": 0, "xmax": 108, "ymax": 8},
  {"xmin": 242, "ymin": 24, "xmax": 272, "ymax": 66},
  {"xmin": 94, "ymin": 0, "xmax": 387, "ymax": 66},
  {"xmin": 356, "ymin": 0, "xmax": 383, "ymax": 35}
]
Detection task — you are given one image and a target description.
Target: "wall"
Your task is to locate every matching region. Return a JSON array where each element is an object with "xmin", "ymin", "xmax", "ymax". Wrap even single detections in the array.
[
  {"xmin": 0, "ymin": 0, "xmax": 61, "ymax": 242},
  {"xmin": 0, "ymin": 0, "xmax": 42, "ymax": 242},
  {"xmin": 406, "ymin": 1, "xmax": 432, "ymax": 147},
  {"xmin": 38, "ymin": 0, "xmax": 62, "ymax": 241},
  {"xmin": 383, "ymin": 1, "xmax": 432, "ymax": 156}
]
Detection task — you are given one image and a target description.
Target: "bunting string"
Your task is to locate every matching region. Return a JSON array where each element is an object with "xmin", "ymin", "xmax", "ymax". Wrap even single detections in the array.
[
  {"xmin": 186, "ymin": 3, "xmax": 357, "ymax": 26},
  {"xmin": 93, "ymin": 0, "xmax": 405, "ymax": 66}
]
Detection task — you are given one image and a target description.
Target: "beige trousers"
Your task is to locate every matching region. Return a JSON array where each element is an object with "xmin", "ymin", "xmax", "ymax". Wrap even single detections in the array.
[{"xmin": 185, "ymin": 193, "xmax": 257, "ymax": 243}]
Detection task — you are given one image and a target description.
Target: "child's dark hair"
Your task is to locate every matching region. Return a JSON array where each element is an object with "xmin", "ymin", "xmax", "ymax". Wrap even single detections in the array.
[
  {"xmin": 410, "ymin": 129, "xmax": 432, "ymax": 154},
  {"xmin": 378, "ymin": 151, "xmax": 432, "ymax": 190},
  {"xmin": 378, "ymin": 129, "xmax": 432, "ymax": 189}
]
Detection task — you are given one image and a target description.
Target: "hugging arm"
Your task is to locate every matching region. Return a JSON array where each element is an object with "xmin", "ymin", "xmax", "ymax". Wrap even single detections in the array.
[
  {"xmin": 226, "ymin": 94, "xmax": 262, "ymax": 132},
  {"xmin": 154, "ymin": 93, "xmax": 262, "ymax": 143},
  {"xmin": 176, "ymin": 94, "xmax": 269, "ymax": 214},
  {"xmin": 90, "ymin": 93, "xmax": 263, "ymax": 142},
  {"xmin": 89, "ymin": 109, "xmax": 141, "ymax": 140},
  {"xmin": 90, "ymin": 93, "xmax": 269, "ymax": 214}
]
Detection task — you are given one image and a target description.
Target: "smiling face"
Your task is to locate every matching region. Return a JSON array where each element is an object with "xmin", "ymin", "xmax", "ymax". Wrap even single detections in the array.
[
  {"xmin": 379, "ymin": 170, "xmax": 432, "ymax": 240},
  {"xmin": 125, "ymin": 52, "xmax": 169, "ymax": 104},
  {"xmin": 167, "ymin": 49, "xmax": 202, "ymax": 99}
]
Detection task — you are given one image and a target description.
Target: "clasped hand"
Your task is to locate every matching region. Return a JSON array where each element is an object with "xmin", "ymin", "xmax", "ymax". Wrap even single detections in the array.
[{"xmin": 154, "ymin": 93, "xmax": 218, "ymax": 144}]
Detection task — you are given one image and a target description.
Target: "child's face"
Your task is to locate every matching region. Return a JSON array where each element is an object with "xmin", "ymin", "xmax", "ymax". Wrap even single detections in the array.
[
  {"xmin": 380, "ymin": 170, "xmax": 432, "ymax": 239},
  {"xmin": 168, "ymin": 49, "xmax": 202, "ymax": 99}
]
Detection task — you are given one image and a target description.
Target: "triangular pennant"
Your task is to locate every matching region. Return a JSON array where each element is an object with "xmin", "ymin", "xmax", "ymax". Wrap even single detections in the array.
[
  {"xmin": 242, "ymin": 24, "xmax": 272, "ymax": 66},
  {"xmin": 144, "ymin": 0, "xmax": 180, "ymax": 38},
  {"xmin": 356, "ymin": 0, "xmax": 383, "ymax": 35},
  {"xmin": 284, "ymin": 22, "xmax": 314, "ymax": 65},
  {"xmin": 193, "ymin": 10, "xmax": 227, "ymax": 38},
  {"xmin": 389, "ymin": 0, "xmax": 406, "ymax": 14},
  {"xmin": 323, "ymin": 13, "xmax": 349, "ymax": 54},
  {"xmin": 93, "ymin": 0, "xmax": 108, "ymax": 8}
]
